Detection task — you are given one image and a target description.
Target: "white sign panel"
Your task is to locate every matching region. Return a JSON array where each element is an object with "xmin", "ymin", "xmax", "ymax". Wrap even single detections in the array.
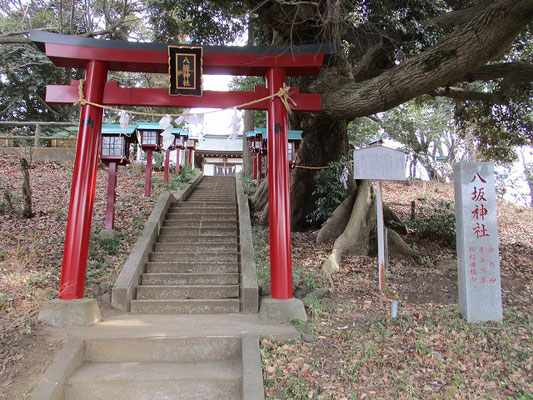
[
  {"xmin": 353, "ymin": 146, "xmax": 406, "ymax": 181},
  {"xmin": 454, "ymin": 162, "xmax": 502, "ymax": 323}
]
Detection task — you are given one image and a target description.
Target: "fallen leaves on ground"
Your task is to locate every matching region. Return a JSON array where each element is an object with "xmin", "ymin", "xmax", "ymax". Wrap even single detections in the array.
[{"xmin": 261, "ymin": 180, "xmax": 532, "ymax": 400}]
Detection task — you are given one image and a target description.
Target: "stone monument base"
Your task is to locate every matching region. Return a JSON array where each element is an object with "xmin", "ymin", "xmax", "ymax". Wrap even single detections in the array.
[
  {"xmin": 259, "ymin": 298, "xmax": 307, "ymax": 324},
  {"xmin": 38, "ymin": 298, "xmax": 101, "ymax": 327}
]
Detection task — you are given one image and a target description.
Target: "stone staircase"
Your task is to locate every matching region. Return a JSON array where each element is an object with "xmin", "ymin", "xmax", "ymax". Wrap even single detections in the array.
[
  {"xmin": 130, "ymin": 176, "xmax": 241, "ymax": 314},
  {"xmin": 63, "ymin": 336, "xmax": 244, "ymax": 400}
]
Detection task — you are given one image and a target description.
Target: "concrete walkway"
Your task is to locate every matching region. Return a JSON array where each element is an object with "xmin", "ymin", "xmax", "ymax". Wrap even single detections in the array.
[
  {"xmin": 41, "ymin": 311, "xmax": 300, "ymax": 341},
  {"xmin": 33, "ymin": 311, "xmax": 299, "ymax": 400}
]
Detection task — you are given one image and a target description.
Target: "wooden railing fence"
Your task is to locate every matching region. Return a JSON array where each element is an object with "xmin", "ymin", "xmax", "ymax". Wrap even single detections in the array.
[{"xmin": 0, "ymin": 121, "xmax": 78, "ymax": 147}]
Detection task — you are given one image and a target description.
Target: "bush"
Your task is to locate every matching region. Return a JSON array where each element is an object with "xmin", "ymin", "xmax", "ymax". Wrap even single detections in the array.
[
  {"xmin": 402, "ymin": 199, "xmax": 456, "ymax": 245},
  {"xmin": 239, "ymin": 172, "xmax": 257, "ymax": 198},
  {"xmin": 177, "ymin": 166, "xmax": 198, "ymax": 182},
  {"xmin": 307, "ymin": 156, "xmax": 351, "ymax": 225}
]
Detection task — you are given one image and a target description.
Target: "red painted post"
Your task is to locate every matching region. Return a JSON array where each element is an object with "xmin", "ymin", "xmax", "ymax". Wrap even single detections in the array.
[
  {"xmin": 175, "ymin": 150, "xmax": 180, "ymax": 174},
  {"xmin": 104, "ymin": 162, "xmax": 117, "ymax": 230},
  {"xmin": 267, "ymin": 68, "xmax": 292, "ymax": 299},
  {"xmin": 145, "ymin": 148, "xmax": 153, "ymax": 197},
  {"xmin": 164, "ymin": 149, "xmax": 170, "ymax": 183},
  {"xmin": 189, "ymin": 149, "xmax": 194, "ymax": 168},
  {"xmin": 257, "ymin": 153, "xmax": 262, "ymax": 182},
  {"xmin": 59, "ymin": 60, "xmax": 108, "ymax": 300},
  {"xmin": 253, "ymin": 154, "xmax": 257, "ymax": 180}
]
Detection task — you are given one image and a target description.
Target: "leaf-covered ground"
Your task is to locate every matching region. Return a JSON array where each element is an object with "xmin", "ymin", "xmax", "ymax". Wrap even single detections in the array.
[
  {"xmin": 258, "ymin": 180, "xmax": 532, "ymax": 400},
  {"xmin": 0, "ymin": 154, "xmax": 185, "ymax": 386}
]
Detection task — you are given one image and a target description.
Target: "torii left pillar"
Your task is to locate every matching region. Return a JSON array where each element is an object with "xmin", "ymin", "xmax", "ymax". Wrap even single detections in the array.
[{"xmin": 59, "ymin": 60, "xmax": 108, "ymax": 300}]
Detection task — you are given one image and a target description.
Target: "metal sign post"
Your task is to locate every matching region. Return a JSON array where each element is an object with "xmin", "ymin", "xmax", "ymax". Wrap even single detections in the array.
[
  {"xmin": 353, "ymin": 144, "xmax": 407, "ymax": 292},
  {"xmin": 376, "ymin": 180, "xmax": 386, "ymax": 291}
]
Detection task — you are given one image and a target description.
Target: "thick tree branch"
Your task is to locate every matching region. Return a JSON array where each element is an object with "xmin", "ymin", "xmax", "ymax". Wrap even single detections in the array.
[
  {"xmin": 431, "ymin": 87, "xmax": 508, "ymax": 104},
  {"xmin": 463, "ymin": 62, "xmax": 533, "ymax": 83},
  {"xmin": 0, "ymin": 36, "xmax": 31, "ymax": 45},
  {"xmin": 429, "ymin": 1, "xmax": 492, "ymax": 31},
  {"xmin": 319, "ymin": 0, "xmax": 533, "ymax": 120}
]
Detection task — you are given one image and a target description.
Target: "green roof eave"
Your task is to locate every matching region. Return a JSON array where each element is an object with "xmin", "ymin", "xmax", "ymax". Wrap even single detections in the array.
[{"xmin": 101, "ymin": 123, "xmax": 137, "ymax": 135}]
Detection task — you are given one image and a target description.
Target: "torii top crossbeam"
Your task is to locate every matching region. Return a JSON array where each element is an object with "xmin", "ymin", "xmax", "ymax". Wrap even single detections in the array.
[
  {"xmin": 30, "ymin": 30, "xmax": 334, "ymax": 111},
  {"xmin": 30, "ymin": 30, "xmax": 333, "ymax": 304},
  {"xmin": 31, "ymin": 30, "xmax": 335, "ymax": 76}
]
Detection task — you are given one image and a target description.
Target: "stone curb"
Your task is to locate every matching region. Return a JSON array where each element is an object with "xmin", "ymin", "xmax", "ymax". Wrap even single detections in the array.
[
  {"xmin": 30, "ymin": 339, "xmax": 84, "ymax": 400},
  {"xmin": 235, "ymin": 177, "xmax": 259, "ymax": 313},
  {"xmin": 112, "ymin": 171, "xmax": 203, "ymax": 311},
  {"xmin": 242, "ymin": 335, "xmax": 265, "ymax": 400}
]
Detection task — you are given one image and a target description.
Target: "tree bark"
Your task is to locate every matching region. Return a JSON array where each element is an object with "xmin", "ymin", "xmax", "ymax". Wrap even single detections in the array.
[
  {"xmin": 321, "ymin": 180, "xmax": 414, "ymax": 279},
  {"xmin": 321, "ymin": 180, "xmax": 375, "ymax": 277},
  {"xmin": 242, "ymin": 19, "xmax": 255, "ymax": 177},
  {"xmin": 251, "ymin": 179, "xmax": 268, "ymax": 212},
  {"xmin": 290, "ymin": 115, "xmax": 349, "ymax": 229},
  {"xmin": 317, "ymin": 0, "xmax": 533, "ymax": 121},
  {"xmin": 316, "ymin": 186, "xmax": 357, "ymax": 243},
  {"xmin": 20, "ymin": 158, "xmax": 34, "ymax": 219},
  {"xmin": 317, "ymin": 183, "xmax": 408, "ymax": 244}
]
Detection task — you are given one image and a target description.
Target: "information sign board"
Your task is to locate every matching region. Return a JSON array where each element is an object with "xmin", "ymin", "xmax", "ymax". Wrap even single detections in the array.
[{"xmin": 353, "ymin": 146, "xmax": 406, "ymax": 181}]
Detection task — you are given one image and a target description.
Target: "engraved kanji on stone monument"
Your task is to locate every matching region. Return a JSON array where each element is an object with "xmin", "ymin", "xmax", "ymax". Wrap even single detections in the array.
[{"xmin": 454, "ymin": 162, "xmax": 503, "ymax": 323}]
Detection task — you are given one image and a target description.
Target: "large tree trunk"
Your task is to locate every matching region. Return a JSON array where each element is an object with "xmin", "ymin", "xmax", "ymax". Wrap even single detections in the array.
[
  {"xmin": 250, "ymin": 114, "xmax": 349, "ymax": 230},
  {"xmin": 321, "ymin": 180, "xmax": 415, "ymax": 279},
  {"xmin": 290, "ymin": 115, "xmax": 349, "ymax": 229},
  {"xmin": 316, "ymin": 186, "xmax": 357, "ymax": 243},
  {"xmin": 241, "ymin": 20, "xmax": 255, "ymax": 177},
  {"xmin": 321, "ymin": 180, "xmax": 376, "ymax": 276}
]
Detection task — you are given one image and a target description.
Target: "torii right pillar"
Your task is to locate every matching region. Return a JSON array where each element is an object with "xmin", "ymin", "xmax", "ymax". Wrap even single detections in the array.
[{"xmin": 259, "ymin": 67, "xmax": 307, "ymax": 323}]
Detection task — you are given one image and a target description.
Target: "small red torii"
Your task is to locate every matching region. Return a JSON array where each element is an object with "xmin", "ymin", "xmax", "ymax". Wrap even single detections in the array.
[{"xmin": 30, "ymin": 30, "xmax": 333, "ymax": 303}]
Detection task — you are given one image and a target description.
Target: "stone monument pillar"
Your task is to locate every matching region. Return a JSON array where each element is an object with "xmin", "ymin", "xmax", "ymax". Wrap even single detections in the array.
[{"xmin": 454, "ymin": 162, "xmax": 503, "ymax": 323}]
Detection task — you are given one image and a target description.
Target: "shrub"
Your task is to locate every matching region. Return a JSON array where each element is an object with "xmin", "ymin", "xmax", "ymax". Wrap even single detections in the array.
[
  {"xmin": 239, "ymin": 172, "xmax": 257, "ymax": 198},
  {"xmin": 402, "ymin": 199, "xmax": 456, "ymax": 245},
  {"xmin": 307, "ymin": 156, "xmax": 351, "ymax": 225}
]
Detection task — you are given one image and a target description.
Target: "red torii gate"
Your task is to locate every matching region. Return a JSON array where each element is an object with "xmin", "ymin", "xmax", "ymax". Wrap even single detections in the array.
[{"xmin": 30, "ymin": 30, "xmax": 332, "ymax": 303}]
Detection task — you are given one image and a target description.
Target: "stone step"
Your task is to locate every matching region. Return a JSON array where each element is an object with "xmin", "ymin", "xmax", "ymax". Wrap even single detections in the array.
[
  {"xmin": 168, "ymin": 207, "xmax": 236, "ymax": 214},
  {"xmin": 84, "ymin": 336, "xmax": 241, "ymax": 363},
  {"xmin": 136, "ymin": 285, "xmax": 240, "ymax": 300},
  {"xmin": 154, "ymin": 242, "xmax": 238, "ymax": 253},
  {"xmin": 130, "ymin": 299, "xmax": 240, "ymax": 314},
  {"xmin": 146, "ymin": 262, "xmax": 238, "ymax": 274},
  {"xmin": 186, "ymin": 196, "xmax": 236, "ymax": 201},
  {"xmin": 163, "ymin": 220, "xmax": 237, "ymax": 229},
  {"xmin": 165, "ymin": 213, "xmax": 237, "ymax": 221},
  {"xmin": 160, "ymin": 227, "xmax": 238, "ymax": 236},
  {"xmin": 142, "ymin": 273, "xmax": 239, "ymax": 286},
  {"xmin": 180, "ymin": 201, "xmax": 236, "ymax": 207},
  {"xmin": 150, "ymin": 252, "xmax": 238, "ymax": 263},
  {"xmin": 156, "ymin": 235, "xmax": 238, "ymax": 244},
  {"xmin": 167, "ymin": 209, "xmax": 237, "ymax": 216},
  {"xmin": 64, "ymin": 360, "xmax": 242, "ymax": 400}
]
